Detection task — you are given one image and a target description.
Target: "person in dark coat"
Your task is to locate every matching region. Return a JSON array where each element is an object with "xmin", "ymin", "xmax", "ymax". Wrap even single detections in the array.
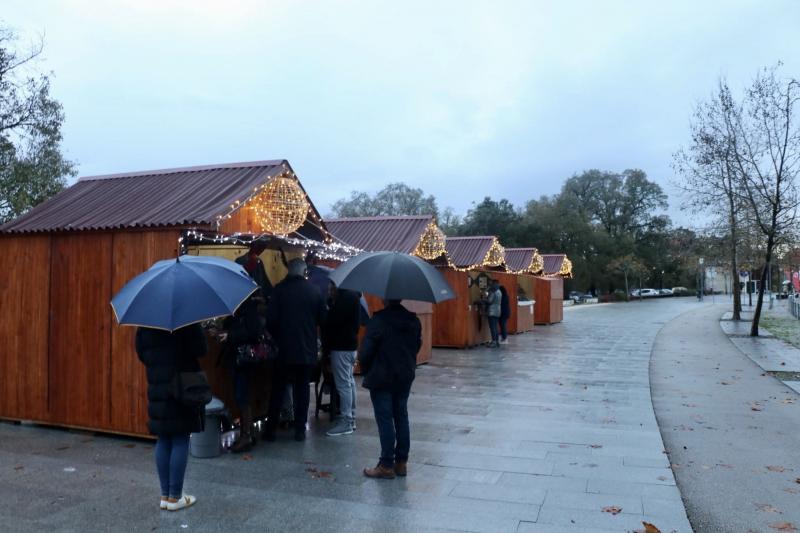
[
  {"xmin": 220, "ymin": 296, "xmax": 265, "ymax": 452},
  {"xmin": 322, "ymin": 284, "xmax": 362, "ymax": 436},
  {"xmin": 136, "ymin": 324, "xmax": 207, "ymax": 511},
  {"xmin": 264, "ymin": 257, "xmax": 326, "ymax": 441},
  {"xmin": 498, "ymin": 285, "xmax": 511, "ymax": 344},
  {"xmin": 235, "ymin": 241, "xmax": 273, "ymax": 300},
  {"xmin": 358, "ymin": 300, "xmax": 422, "ymax": 479}
]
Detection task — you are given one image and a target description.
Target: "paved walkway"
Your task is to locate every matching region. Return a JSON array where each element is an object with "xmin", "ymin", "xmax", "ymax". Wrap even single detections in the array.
[
  {"xmin": 651, "ymin": 304, "xmax": 800, "ymax": 532},
  {"xmin": 1, "ymin": 300, "xmax": 698, "ymax": 532}
]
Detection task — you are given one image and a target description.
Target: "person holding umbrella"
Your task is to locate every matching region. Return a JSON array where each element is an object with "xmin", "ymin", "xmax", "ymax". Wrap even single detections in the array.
[
  {"xmin": 328, "ymin": 251, "xmax": 454, "ymax": 479},
  {"xmin": 112, "ymin": 254, "xmax": 259, "ymax": 511}
]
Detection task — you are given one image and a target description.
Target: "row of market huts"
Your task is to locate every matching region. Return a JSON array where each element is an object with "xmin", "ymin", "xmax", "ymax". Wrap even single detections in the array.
[{"xmin": 0, "ymin": 160, "xmax": 571, "ymax": 437}]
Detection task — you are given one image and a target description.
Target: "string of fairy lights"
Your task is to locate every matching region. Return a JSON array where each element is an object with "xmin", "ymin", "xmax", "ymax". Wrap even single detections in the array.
[{"xmin": 191, "ymin": 169, "xmax": 572, "ymax": 277}]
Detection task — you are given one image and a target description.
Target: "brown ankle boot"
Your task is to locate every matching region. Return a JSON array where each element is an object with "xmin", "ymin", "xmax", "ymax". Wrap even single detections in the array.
[
  {"xmin": 394, "ymin": 462, "xmax": 407, "ymax": 477},
  {"xmin": 363, "ymin": 463, "xmax": 396, "ymax": 479}
]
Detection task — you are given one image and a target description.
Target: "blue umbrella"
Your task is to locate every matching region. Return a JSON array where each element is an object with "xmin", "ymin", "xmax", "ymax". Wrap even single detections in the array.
[
  {"xmin": 111, "ymin": 255, "xmax": 258, "ymax": 332},
  {"xmin": 329, "ymin": 252, "xmax": 455, "ymax": 303}
]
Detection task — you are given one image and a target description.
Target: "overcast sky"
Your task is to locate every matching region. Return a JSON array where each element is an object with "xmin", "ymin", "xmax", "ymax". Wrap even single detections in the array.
[{"xmin": 4, "ymin": 1, "xmax": 799, "ymax": 225}]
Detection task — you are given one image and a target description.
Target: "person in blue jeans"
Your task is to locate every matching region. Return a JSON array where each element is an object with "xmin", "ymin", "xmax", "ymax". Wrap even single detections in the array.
[
  {"xmin": 485, "ymin": 280, "xmax": 502, "ymax": 347},
  {"xmin": 136, "ymin": 324, "xmax": 206, "ymax": 511},
  {"xmin": 358, "ymin": 300, "xmax": 422, "ymax": 479}
]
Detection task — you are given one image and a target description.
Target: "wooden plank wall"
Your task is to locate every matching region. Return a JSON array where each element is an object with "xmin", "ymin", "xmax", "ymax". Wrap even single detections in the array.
[
  {"xmin": 431, "ymin": 269, "xmax": 493, "ymax": 348},
  {"xmin": 48, "ymin": 233, "xmax": 113, "ymax": 428},
  {"xmin": 0, "ymin": 235, "xmax": 51, "ymax": 422},
  {"xmin": 110, "ymin": 231, "xmax": 181, "ymax": 434},
  {"xmin": 534, "ymin": 277, "xmax": 564, "ymax": 325}
]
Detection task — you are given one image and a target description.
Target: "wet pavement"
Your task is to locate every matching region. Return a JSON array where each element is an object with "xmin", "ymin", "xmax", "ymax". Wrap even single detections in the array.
[
  {"xmin": 1, "ymin": 299, "xmax": 702, "ymax": 532},
  {"xmin": 651, "ymin": 303, "xmax": 800, "ymax": 533}
]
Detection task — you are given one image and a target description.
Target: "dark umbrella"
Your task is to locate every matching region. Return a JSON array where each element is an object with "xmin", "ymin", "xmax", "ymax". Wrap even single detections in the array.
[
  {"xmin": 329, "ymin": 251, "xmax": 455, "ymax": 303},
  {"xmin": 308, "ymin": 263, "xmax": 371, "ymax": 324},
  {"xmin": 111, "ymin": 255, "xmax": 258, "ymax": 332}
]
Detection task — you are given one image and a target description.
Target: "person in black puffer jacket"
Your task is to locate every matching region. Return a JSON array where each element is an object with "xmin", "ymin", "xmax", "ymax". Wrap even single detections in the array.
[
  {"xmin": 136, "ymin": 324, "xmax": 207, "ymax": 511},
  {"xmin": 358, "ymin": 300, "xmax": 422, "ymax": 480}
]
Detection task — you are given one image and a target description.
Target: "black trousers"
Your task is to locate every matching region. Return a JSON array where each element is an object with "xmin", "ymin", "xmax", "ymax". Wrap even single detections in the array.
[{"xmin": 267, "ymin": 363, "xmax": 312, "ymax": 434}]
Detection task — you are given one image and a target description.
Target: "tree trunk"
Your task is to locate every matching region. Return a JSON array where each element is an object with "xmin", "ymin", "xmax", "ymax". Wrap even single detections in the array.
[
  {"xmin": 750, "ymin": 238, "xmax": 774, "ymax": 336},
  {"xmin": 624, "ymin": 271, "xmax": 629, "ymax": 302},
  {"xmin": 729, "ymin": 203, "xmax": 741, "ymax": 320}
]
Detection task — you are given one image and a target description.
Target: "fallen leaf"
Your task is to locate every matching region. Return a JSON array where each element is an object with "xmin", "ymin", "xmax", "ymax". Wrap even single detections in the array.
[
  {"xmin": 756, "ymin": 503, "xmax": 782, "ymax": 514},
  {"xmin": 55, "ymin": 446, "xmax": 70, "ymax": 451},
  {"xmin": 768, "ymin": 522, "xmax": 797, "ymax": 532},
  {"xmin": 602, "ymin": 506, "xmax": 622, "ymax": 515},
  {"xmin": 642, "ymin": 522, "xmax": 662, "ymax": 533},
  {"xmin": 717, "ymin": 463, "xmax": 734, "ymax": 469},
  {"xmin": 752, "ymin": 405, "xmax": 763, "ymax": 412},
  {"xmin": 783, "ymin": 399, "xmax": 795, "ymax": 405},
  {"xmin": 123, "ymin": 443, "xmax": 136, "ymax": 448},
  {"xmin": 720, "ymin": 381, "xmax": 731, "ymax": 385},
  {"xmin": 319, "ymin": 471, "xmax": 334, "ymax": 478},
  {"xmin": 783, "ymin": 488, "xmax": 799, "ymax": 494},
  {"xmin": 242, "ymin": 454, "xmax": 253, "ymax": 461},
  {"xmin": 657, "ymin": 476, "xmax": 669, "ymax": 481},
  {"xmin": 795, "ymin": 478, "xmax": 800, "ymax": 484},
  {"xmin": 781, "ymin": 362, "xmax": 787, "ymax": 366},
  {"xmin": 589, "ymin": 444, "xmax": 603, "ymax": 449},
  {"xmin": 767, "ymin": 466, "xmax": 787, "ymax": 473},
  {"xmin": 13, "ymin": 465, "xmax": 24, "ymax": 471}
]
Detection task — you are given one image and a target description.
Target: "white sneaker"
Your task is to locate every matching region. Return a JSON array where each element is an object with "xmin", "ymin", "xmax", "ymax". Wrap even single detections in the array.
[
  {"xmin": 167, "ymin": 494, "xmax": 196, "ymax": 511},
  {"xmin": 500, "ymin": 339, "xmax": 508, "ymax": 345},
  {"xmin": 326, "ymin": 421, "xmax": 354, "ymax": 436},
  {"xmin": 160, "ymin": 497, "xmax": 168, "ymax": 510}
]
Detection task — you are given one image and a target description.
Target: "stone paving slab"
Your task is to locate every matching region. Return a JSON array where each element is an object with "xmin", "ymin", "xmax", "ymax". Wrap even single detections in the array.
[
  {"xmin": 783, "ymin": 381, "xmax": 800, "ymax": 393},
  {"xmin": 0, "ymin": 299, "xmax": 698, "ymax": 532},
  {"xmin": 727, "ymin": 336, "xmax": 800, "ymax": 372},
  {"xmin": 719, "ymin": 319, "xmax": 774, "ymax": 337}
]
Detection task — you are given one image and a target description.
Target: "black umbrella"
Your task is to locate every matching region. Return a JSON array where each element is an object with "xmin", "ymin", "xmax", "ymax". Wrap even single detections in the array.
[{"xmin": 329, "ymin": 251, "xmax": 455, "ymax": 303}]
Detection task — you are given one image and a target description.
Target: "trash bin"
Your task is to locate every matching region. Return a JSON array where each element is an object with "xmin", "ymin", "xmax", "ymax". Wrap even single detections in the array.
[{"xmin": 190, "ymin": 397, "xmax": 226, "ymax": 458}]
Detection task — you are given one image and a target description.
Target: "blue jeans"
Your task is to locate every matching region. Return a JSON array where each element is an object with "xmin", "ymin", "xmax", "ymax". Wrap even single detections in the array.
[
  {"xmin": 488, "ymin": 316, "xmax": 500, "ymax": 343},
  {"xmin": 330, "ymin": 350, "xmax": 357, "ymax": 424},
  {"xmin": 155, "ymin": 434, "xmax": 190, "ymax": 498},
  {"xmin": 370, "ymin": 386, "xmax": 411, "ymax": 468}
]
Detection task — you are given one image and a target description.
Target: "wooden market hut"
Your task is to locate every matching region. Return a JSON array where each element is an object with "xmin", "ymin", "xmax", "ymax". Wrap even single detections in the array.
[
  {"xmin": 325, "ymin": 215, "xmax": 450, "ymax": 364},
  {"xmin": 503, "ymin": 248, "xmax": 545, "ymax": 333},
  {"xmin": 431, "ymin": 236, "xmax": 523, "ymax": 348},
  {"xmin": 533, "ymin": 254, "xmax": 573, "ymax": 325},
  {"xmin": 0, "ymin": 160, "xmax": 337, "ymax": 437}
]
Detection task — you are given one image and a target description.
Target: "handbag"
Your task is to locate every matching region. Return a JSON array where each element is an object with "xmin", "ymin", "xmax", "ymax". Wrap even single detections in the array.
[
  {"xmin": 172, "ymin": 370, "xmax": 212, "ymax": 407},
  {"xmin": 235, "ymin": 333, "xmax": 278, "ymax": 367}
]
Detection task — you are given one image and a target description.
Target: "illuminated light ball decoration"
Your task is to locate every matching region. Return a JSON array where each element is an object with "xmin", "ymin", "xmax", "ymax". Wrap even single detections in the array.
[
  {"xmin": 414, "ymin": 222, "xmax": 447, "ymax": 260},
  {"xmin": 559, "ymin": 256, "xmax": 573, "ymax": 278},
  {"xmin": 529, "ymin": 249, "xmax": 544, "ymax": 274},
  {"xmin": 483, "ymin": 238, "xmax": 506, "ymax": 267},
  {"xmin": 250, "ymin": 175, "xmax": 310, "ymax": 236}
]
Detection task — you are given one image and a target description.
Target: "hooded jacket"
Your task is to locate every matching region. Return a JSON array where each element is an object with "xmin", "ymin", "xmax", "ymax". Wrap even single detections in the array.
[
  {"xmin": 358, "ymin": 303, "xmax": 422, "ymax": 390},
  {"xmin": 266, "ymin": 274, "xmax": 326, "ymax": 365}
]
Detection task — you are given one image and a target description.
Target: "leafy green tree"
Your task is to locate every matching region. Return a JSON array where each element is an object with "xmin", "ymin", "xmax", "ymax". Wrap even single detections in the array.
[
  {"xmin": 458, "ymin": 197, "xmax": 523, "ymax": 245},
  {"xmin": 0, "ymin": 27, "xmax": 75, "ymax": 223},
  {"xmin": 330, "ymin": 182, "xmax": 438, "ymax": 219}
]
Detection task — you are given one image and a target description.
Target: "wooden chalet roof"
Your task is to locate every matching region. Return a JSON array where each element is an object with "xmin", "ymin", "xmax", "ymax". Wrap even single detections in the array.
[
  {"xmin": 0, "ymin": 160, "xmax": 328, "ymax": 241},
  {"xmin": 505, "ymin": 247, "xmax": 543, "ymax": 274},
  {"xmin": 541, "ymin": 254, "xmax": 570, "ymax": 277},
  {"xmin": 445, "ymin": 236, "xmax": 504, "ymax": 268},
  {"xmin": 326, "ymin": 215, "xmax": 433, "ymax": 254}
]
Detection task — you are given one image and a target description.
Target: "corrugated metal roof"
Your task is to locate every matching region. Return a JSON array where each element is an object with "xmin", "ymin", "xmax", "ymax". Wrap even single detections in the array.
[
  {"xmin": 541, "ymin": 254, "xmax": 566, "ymax": 276},
  {"xmin": 505, "ymin": 248, "xmax": 536, "ymax": 272},
  {"xmin": 326, "ymin": 216, "xmax": 433, "ymax": 253},
  {"xmin": 0, "ymin": 160, "xmax": 326, "ymax": 240},
  {"xmin": 445, "ymin": 236, "xmax": 496, "ymax": 268}
]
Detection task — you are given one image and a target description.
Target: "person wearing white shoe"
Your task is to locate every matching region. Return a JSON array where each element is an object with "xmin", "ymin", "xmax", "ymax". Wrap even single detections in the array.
[
  {"xmin": 322, "ymin": 285, "xmax": 361, "ymax": 437},
  {"xmin": 136, "ymin": 325, "xmax": 206, "ymax": 511}
]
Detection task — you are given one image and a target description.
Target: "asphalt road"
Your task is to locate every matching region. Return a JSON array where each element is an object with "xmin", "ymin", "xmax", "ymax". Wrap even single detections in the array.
[{"xmin": 651, "ymin": 304, "xmax": 800, "ymax": 532}]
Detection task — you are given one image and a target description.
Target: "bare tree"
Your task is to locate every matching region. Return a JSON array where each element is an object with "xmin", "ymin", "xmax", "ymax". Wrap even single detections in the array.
[
  {"xmin": 722, "ymin": 66, "xmax": 800, "ymax": 336},
  {"xmin": 674, "ymin": 79, "xmax": 745, "ymax": 319}
]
